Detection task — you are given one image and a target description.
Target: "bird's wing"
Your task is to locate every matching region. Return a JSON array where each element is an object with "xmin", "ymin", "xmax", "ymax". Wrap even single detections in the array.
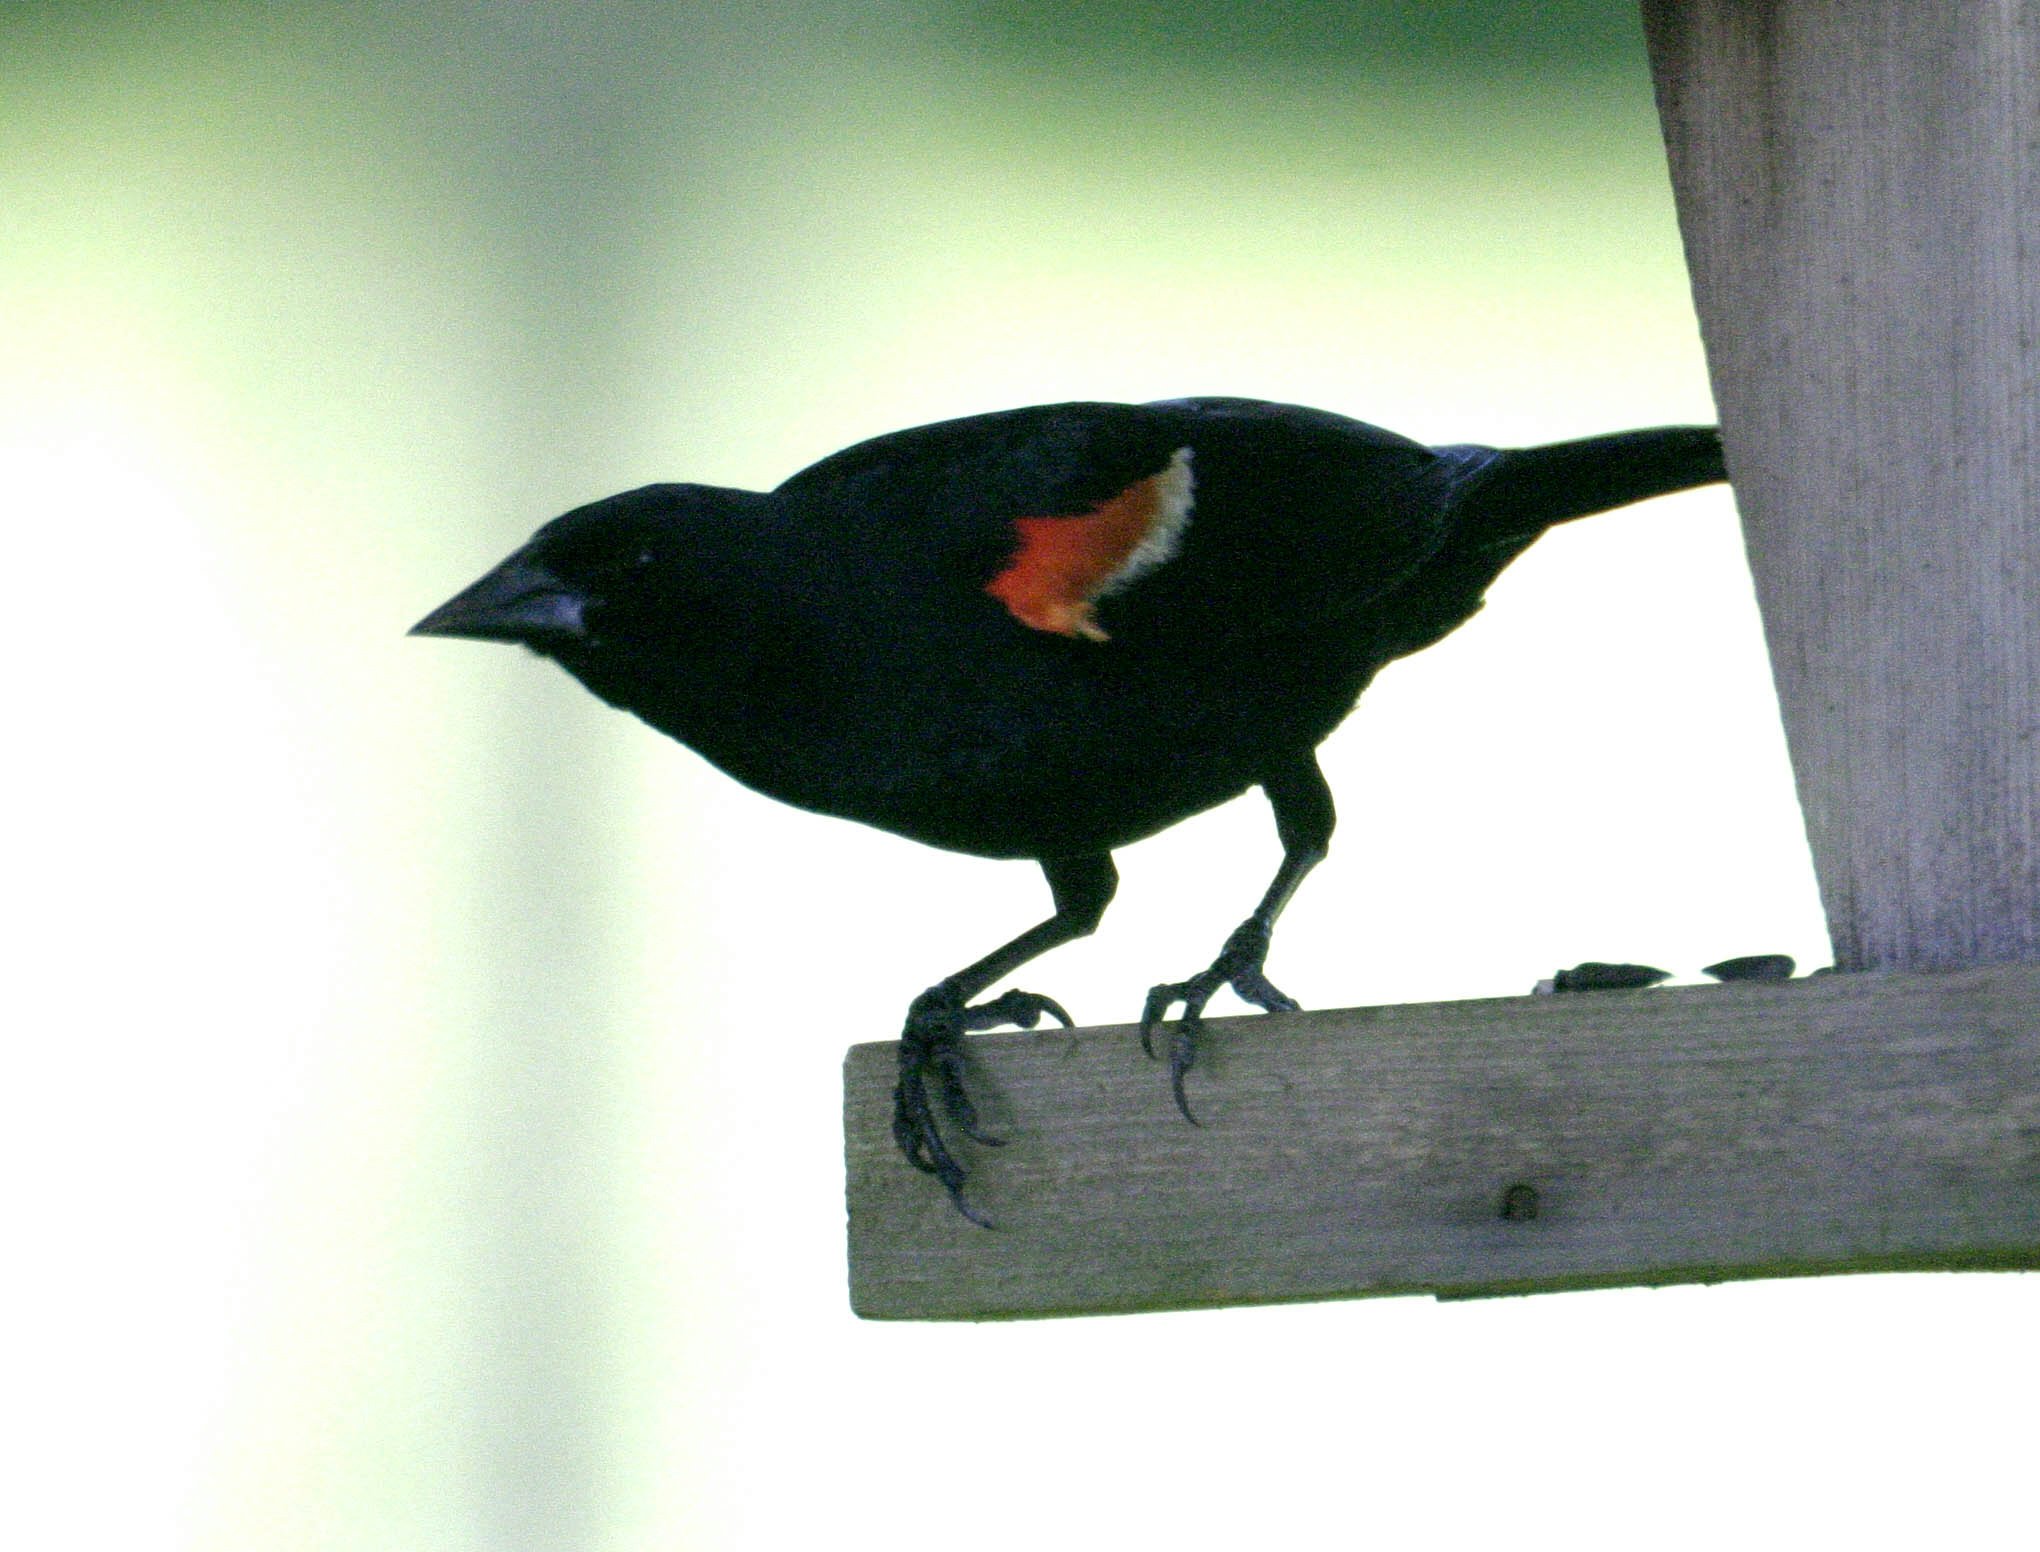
[
  {"xmin": 771, "ymin": 398, "xmax": 1486, "ymax": 653},
  {"xmin": 1109, "ymin": 397, "xmax": 1492, "ymax": 650}
]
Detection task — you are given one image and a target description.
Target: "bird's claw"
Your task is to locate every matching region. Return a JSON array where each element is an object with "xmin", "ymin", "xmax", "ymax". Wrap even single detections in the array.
[
  {"xmin": 964, "ymin": 986, "xmax": 1074, "ymax": 1032},
  {"xmin": 1139, "ymin": 920, "xmax": 1297, "ymax": 1124},
  {"xmin": 891, "ymin": 981, "xmax": 1074, "ymax": 1226}
]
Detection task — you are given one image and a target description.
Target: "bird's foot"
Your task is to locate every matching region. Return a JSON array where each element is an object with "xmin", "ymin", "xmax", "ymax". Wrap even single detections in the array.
[
  {"xmin": 1139, "ymin": 919, "xmax": 1297, "ymax": 1124},
  {"xmin": 892, "ymin": 981, "xmax": 1073, "ymax": 1226}
]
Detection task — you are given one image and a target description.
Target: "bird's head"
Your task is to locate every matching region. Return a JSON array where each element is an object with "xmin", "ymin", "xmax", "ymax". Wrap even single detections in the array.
[{"xmin": 409, "ymin": 482, "xmax": 773, "ymax": 661}]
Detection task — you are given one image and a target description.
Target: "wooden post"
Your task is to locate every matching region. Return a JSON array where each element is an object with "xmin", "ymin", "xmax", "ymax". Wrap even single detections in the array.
[{"xmin": 1640, "ymin": 1, "xmax": 2040, "ymax": 972}]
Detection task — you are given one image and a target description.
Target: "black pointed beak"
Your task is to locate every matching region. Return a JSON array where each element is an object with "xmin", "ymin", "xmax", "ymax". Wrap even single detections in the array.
[{"xmin": 409, "ymin": 554, "xmax": 589, "ymax": 645}]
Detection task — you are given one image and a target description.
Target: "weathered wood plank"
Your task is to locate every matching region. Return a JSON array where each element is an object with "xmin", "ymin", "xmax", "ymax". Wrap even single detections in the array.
[
  {"xmin": 1641, "ymin": 1, "xmax": 2040, "ymax": 971},
  {"xmin": 845, "ymin": 964, "xmax": 2040, "ymax": 1319}
]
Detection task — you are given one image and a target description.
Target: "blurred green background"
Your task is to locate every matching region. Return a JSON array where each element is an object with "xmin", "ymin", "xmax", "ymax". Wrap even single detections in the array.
[{"xmin": 9, "ymin": 3, "xmax": 2024, "ymax": 1549}]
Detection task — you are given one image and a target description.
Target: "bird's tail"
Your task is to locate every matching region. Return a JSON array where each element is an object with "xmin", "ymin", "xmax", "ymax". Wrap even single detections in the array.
[{"xmin": 1444, "ymin": 425, "xmax": 1727, "ymax": 549}]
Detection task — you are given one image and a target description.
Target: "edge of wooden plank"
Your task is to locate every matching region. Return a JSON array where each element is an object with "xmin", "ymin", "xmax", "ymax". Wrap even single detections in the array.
[{"xmin": 843, "ymin": 964, "xmax": 2040, "ymax": 1320}]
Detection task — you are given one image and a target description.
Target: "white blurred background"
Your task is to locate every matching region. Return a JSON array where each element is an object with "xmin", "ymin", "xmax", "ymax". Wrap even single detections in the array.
[{"xmin": 6, "ymin": 3, "xmax": 2027, "ymax": 1548}]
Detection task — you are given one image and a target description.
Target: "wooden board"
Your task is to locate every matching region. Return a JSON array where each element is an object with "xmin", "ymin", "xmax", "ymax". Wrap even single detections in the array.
[{"xmin": 845, "ymin": 963, "xmax": 2040, "ymax": 1319}]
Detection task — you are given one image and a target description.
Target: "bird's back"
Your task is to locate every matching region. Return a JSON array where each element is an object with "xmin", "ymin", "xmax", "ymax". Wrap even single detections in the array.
[
  {"xmin": 740, "ymin": 400, "xmax": 1493, "ymax": 854},
  {"xmin": 773, "ymin": 397, "xmax": 1481, "ymax": 659}
]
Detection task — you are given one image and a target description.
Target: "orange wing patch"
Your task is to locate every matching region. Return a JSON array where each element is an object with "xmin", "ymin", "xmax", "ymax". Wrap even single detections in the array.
[{"xmin": 985, "ymin": 447, "xmax": 1194, "ymax": 641}]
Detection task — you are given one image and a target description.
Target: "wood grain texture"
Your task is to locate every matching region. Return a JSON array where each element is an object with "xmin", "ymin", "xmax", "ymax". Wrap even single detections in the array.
[
  {"xmin": 845, "ymin": 965, "xmax": 2040, "ymax": 1319},
  {"xmin": 1641, "ymin": 1, "xmax": 2040, "ymax": 971}
]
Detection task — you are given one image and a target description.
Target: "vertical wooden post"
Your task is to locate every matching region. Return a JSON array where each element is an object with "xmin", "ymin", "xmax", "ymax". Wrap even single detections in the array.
[{"xmin": 1641, "ymin": 2, "xmax": 2040, "ymax": 971}]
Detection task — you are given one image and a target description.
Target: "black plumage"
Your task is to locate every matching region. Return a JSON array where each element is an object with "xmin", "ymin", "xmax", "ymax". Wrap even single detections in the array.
[{"xmin": 414, "ymin": 396, "xmax": 1727, "ymax": 1220}]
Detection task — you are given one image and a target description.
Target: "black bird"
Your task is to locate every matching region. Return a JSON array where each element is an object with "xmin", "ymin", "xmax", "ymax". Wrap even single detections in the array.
[{"xmin": 413, "ymin": 396, "xmax": 1727, "ymax": 1221}]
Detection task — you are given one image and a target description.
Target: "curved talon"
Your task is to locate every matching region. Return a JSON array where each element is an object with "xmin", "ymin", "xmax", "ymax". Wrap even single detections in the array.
[
  {"xmin": 1139, "ymin": 919, "xmax": 1297, "ymax": 1124},
  {"xmin": 891, "ymin": 979, "xmax": 1073, "ymax": 1226},
  {"xmin": 1138, "ymin": 984, "xmax": 1177, "ymax": 1058},
  {"xmin": 893, "ymin": 1037, "xmax": 994, "ymax": 1225},
  {"xmin": 929, "ymin": 1045, "xmax": 999, "ymax": 1146},
  {"xmin": 965, "ymin": 987, "xmax": 1073, "ymax": 1032},
  {"xmin": 892, "ymin": 1055, "xmax": 986, "ymax": 1229},
  {"xmin": 1140, "ymin": 972, "xmax": 1220, "ymax": 1123},
  {"xmin": 1168, "ymin": 1025, "xmax": 1202, "ymax": 1127}
]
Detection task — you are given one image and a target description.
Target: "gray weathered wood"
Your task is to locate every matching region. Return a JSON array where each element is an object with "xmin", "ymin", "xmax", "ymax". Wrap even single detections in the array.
[
  {"xmin": 846, "ymin": 965, "xmax": 2040, "ymax": 1319},
  {"xmin": 1641, "ymin": 1, "xmax": 2040, "ymax": 971}
]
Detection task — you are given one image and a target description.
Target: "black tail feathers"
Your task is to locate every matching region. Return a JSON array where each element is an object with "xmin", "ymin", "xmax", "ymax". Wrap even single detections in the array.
[{"xmin": 1449, "ymin": 425, "xmax": 1727, "ymax": 548}]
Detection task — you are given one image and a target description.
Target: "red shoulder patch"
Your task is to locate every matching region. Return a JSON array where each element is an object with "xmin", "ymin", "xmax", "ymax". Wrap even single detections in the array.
[{"xmin": 985, "ymin": 448, "xmax": 1194, "ymax": 641}]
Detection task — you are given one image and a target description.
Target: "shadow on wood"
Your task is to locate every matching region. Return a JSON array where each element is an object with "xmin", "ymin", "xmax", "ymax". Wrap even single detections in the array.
[{"xmin": 845, "ymin": 964, "xmax": 2040, "ymax": 1319}]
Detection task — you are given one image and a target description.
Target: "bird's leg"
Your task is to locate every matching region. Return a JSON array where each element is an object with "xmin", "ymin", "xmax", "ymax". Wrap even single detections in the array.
[
  {"xmin": 894, "ymin": 851, "xmax": 1117, "ymax": 1225},
  {"xmin": 1141, "ymin": 753, "xmax": 1334, "ymax": 1123}
]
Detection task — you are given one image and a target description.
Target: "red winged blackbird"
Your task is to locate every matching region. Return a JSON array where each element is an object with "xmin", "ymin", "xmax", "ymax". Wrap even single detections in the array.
[{"xmin": 413, "ymin": 396, "xmax": 1726, "ymax": 1221}]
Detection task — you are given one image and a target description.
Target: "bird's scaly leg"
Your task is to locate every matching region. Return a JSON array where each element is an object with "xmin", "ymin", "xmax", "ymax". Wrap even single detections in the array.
[
  {"xmin": 893, "ymin": 852, "xmax": 1116, "ymax": 1224},
  {"xmin": 1140, "ymin": 753, "xmax": 1334, "ymax": 1122}
]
